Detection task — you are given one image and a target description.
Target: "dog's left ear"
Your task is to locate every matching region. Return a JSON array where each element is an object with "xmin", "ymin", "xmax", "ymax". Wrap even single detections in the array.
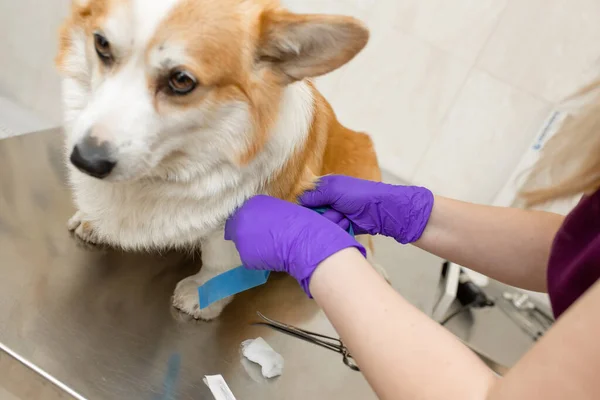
[{"xmin": 258, "ymin": 11, "xmax": 369, "ymax": 83}]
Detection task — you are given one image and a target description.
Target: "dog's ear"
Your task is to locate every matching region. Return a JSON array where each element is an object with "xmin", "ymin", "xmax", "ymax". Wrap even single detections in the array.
[{"xmin": 258, "ymin": 11, "xmax": 369, "ymax": 83}]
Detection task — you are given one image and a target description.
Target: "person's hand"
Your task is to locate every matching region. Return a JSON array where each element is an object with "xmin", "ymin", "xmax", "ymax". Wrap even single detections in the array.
[
  {"xmin": 299, "ymin": 175, "xmax": 434, "ymax": 244},
  {"xmin": 224, "ymin": 195, "xmax": 365, "ymax": 296}
]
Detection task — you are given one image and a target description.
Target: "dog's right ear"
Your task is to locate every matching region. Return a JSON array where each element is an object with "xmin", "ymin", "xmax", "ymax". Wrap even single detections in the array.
[{"xmin": 257, "ymin": 10, "xmax": 369, "ymax": 84}]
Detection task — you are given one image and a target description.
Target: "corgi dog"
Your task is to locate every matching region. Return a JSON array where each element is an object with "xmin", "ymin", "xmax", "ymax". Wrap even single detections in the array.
[{"xmin": 57, "ymin": 0, "xmax": 384, "ymax": 320}]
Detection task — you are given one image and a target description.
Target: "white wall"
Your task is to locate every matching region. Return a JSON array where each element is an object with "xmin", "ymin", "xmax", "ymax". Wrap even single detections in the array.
[
  {"xmin": 2, "ymin": 0, "xmax": 600, "ymax": 205},
  {"xmin": 0, "ymin": 0, "xmax": 70, "ymax": 125}
]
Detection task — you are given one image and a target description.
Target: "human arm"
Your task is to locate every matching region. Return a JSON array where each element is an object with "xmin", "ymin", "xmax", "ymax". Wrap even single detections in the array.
[
  {"xmin": 310, "ymin": 248, "xmax": 496, "ymax": 400},
  {"xmin": 311, "ymin": 247, "xmax": 600, "ymax": 400},
  {"xmin": 300, "ymin": 175, "xmax": 564, "ymax": 292},
  {"xmin": 226, "ymin": 196, "xmax": 600, "ymax": 399},
  {"xmin": 415, "ymin": 196, "xmax": 564, "ymax": 292},
  {"xmin": 224, "ymin": 196, "xmax": 495, "ymax": 398}
]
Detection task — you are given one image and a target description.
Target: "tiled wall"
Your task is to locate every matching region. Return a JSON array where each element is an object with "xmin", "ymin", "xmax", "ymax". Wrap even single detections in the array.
[
  {"xmin": 1, "ymin": 0, "xmax": 599, "ymax": 205},
  {"xmin": 291, "ymin": 0, "xmax": 600, "ymax": 204}
]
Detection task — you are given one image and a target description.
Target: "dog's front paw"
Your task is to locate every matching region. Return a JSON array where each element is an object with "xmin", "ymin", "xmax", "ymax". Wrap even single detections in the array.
[
  {"xmin": 67, "ymin": 211, "xmax": 101, "ymax": 247},
  {"xmin": 172, "ymin": 274, "xmax": 234, "ymax": 321}
]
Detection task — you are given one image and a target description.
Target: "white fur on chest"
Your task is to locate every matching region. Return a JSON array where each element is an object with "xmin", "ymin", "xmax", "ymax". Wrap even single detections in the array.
[{"xmin": 68, "ymin": 82, "xmax": 314, "ymax": 250}]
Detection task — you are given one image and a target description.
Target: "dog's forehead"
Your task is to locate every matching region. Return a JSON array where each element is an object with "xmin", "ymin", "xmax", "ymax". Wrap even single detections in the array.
[
  {"xmin": 132, "ymin": 0, "xmax": 183, "ymax": 45},
  {"xmin": 101, "ymin": 0, "xmax": 274, "ymax": 51},
  {"xmin": 99, "ymin": 0, "xmax": 183, "ymax": 49}
]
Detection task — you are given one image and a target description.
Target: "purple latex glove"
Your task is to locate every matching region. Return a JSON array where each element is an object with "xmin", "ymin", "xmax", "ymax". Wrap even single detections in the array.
[
  {"xmin": 300, "ymin": 175, "xmax": 434, "ymax": 244},
  {"xmin": 224, "ymin": 195, "xmax": 365, "ymax": 296}
]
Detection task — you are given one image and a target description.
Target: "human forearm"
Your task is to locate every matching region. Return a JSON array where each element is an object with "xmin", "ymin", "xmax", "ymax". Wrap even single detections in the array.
[
  {"xmin": 310, "ymin": 248, "xmax": 497, "ymax": 400},
  {"xmin": 416, "ymin": 197, "xmax": 564, "ymax": 292},
  {"xmin": 300, "ymin": 176, "xmax": 565, "ymax": 291},
  {"xmin": 227, "ymin": 193, "xmax": 600, "ymax": 400}
]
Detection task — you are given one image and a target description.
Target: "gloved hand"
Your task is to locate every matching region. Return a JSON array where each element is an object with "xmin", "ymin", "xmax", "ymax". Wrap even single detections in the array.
[
  {"xmin": 299, "ymin": 175, "xmax": 434, "ymax": 244},
  {"xmin": 224, "ymin": 195, "xmax": 365, "ymax": 296}
]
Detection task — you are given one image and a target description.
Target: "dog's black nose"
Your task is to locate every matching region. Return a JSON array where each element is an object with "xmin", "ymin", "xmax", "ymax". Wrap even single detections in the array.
[{"xmin": 70, "ymin": 139, "xmax": 116, "ymax": 179}]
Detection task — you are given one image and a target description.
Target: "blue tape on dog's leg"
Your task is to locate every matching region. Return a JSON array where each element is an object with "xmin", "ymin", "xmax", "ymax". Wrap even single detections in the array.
[
  {"xmin": 311, "ymin": 207, "xmax": 330, "ymax": 216},
  {"xmin": 198, "ymin": 267, "xmax": 270, "ymax": 309},
  {"xmin": 197, "ymin": 206, "xmax": 354, "ymax": 310},
  {"xmin": 312, "ymin": 207, "xmax": 355, "ymax": 237}
]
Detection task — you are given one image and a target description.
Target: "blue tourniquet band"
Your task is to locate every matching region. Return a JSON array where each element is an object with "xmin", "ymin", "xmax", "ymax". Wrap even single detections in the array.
[{"xmin": 197, "ymin": 207, "xmax": 354, "ymax": 309}]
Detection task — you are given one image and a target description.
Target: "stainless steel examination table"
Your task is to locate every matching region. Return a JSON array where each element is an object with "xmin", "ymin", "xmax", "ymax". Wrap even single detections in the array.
[
  {"xmin": 0, "ymin": 129, "xmax": 533, "ymax": 399},
  {"xmin": 0, "ymin": 128, "xmax": 379, "ymax": 399}
]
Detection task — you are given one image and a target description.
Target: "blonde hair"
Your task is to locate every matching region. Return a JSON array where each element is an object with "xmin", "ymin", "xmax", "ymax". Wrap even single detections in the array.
[{"xmin": 521, "ymin": 80, "xmax": 600, "ymax": 207}]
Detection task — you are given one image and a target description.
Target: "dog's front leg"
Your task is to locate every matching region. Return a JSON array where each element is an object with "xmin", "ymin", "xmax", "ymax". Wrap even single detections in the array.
[{"xmin": 172, "ymin": 228, "xmax": 240, "ymax": 321}]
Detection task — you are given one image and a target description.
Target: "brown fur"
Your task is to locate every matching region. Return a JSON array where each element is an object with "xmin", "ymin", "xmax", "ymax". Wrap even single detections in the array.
[{"xmin": 266, "ymin": 84, "xmax": 381, "ymax": 202}]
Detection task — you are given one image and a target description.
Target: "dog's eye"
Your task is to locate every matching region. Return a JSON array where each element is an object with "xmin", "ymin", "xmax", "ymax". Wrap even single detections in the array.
[
  {"xmin": 94, "ymin": 33, "xmax": 112, "ymax": 63},
  {"xmin": 168, "ymin": 70, "xmax": 197, "ymax": 95}
]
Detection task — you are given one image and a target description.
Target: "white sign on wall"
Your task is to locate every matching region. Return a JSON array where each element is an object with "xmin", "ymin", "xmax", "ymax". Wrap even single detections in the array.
[{"xmin": 493, "ymin": 110, "xmax": 580, "ymax": 215}]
